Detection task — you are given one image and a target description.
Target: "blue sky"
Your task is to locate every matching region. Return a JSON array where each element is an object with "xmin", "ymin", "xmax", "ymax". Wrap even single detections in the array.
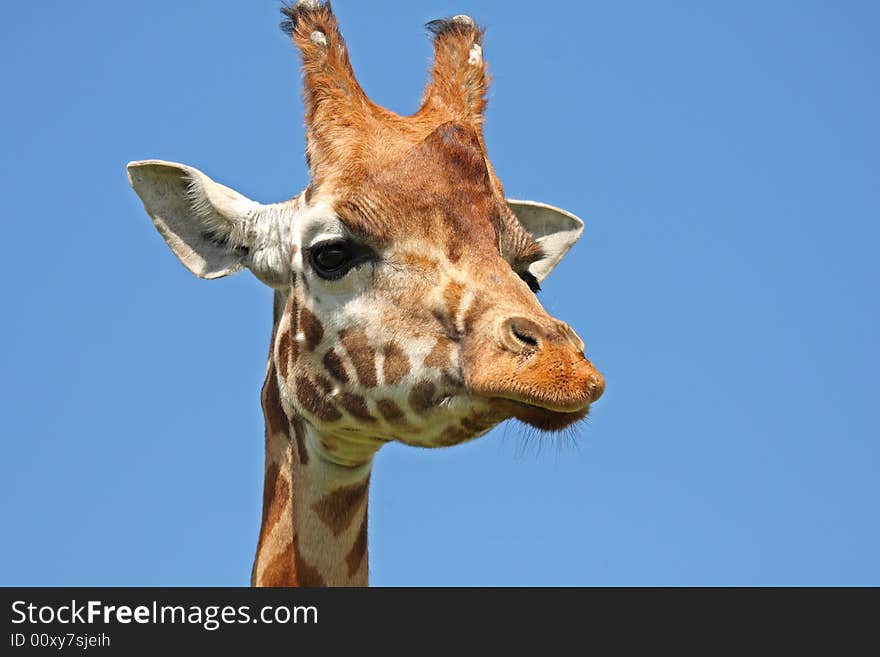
[{"xmin": 1, "ymin": 1, "xmax": 877, "ymax": 586}]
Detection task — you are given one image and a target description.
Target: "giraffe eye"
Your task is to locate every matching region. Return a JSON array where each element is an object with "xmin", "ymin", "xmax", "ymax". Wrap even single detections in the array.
[
  {"xmin": 308, "ymin": 239, "xmax": 373, "ymax": 280},
  {"xmin": 519, "ymin": 270, "xmax": 541, "ymax": 294}
]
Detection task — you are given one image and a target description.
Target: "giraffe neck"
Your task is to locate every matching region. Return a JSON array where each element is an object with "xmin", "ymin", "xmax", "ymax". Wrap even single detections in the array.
[{"xmin": 251, "ymin": 291, "xmax": 374, "ymax": 587}]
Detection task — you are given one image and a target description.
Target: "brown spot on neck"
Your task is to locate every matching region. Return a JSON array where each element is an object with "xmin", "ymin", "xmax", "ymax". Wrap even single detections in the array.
[
  {"xmin": 260, "ymin": 464, "xmax": 290, "ymax": 547},
  {"xmin": 257, "ymin": 540, "xmax": 298, "ymax": 587},
  {"xmin": 254, "ymin": 462, "xmax": 279, "ymax": 559},
  {"xmin": 293, "ymin": 533, "xmax": 326, "ymax": 588},
  {"xmin": 312, "ymin": 476, "xmax": 371, "ymax": 537},
  {"xmin": 346, "ymin": 513, "xmax": 368, "ymax": 578}
]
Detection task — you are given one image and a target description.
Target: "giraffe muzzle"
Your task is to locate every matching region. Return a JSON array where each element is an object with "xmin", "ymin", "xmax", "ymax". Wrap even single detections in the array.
[{"xmin": 463, "ymin": 314, "xmax": 605, "ymax": 420}]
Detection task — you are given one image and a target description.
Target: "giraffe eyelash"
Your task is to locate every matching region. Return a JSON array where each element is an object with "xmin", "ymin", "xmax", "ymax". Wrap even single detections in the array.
[{"xmin": 306, "ymin": 238, "xmax": 377, "ymax": 280}]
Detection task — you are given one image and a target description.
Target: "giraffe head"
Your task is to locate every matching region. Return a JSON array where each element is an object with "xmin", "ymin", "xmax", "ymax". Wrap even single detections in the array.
[{"xmin": 127, "ymin": 3, "xmax": 603, "ymax": 464}]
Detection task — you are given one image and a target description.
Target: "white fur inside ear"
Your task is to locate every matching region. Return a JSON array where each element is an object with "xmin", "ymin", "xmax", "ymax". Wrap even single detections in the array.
[
  {"xmin": 310, "ymin": 31, "xmax": 327, "ymax": 46},
  {"xmin": 507, "ymin": 199, "xmax": 585, "ymax": 283},
  {"xmin": 127, "ymin": 160, "xmax": 257, "ymax": 280},
  {"xmin": 184, "ymin": 169, "xmax": 256, "ymax": 249}
]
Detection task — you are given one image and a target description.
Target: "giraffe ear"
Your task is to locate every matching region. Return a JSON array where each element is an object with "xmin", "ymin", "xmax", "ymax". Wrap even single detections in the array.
[
  {"xmin": 127, "ymin": 160, "xmax": 258, "ymax": 280},
  {"xmin": 507, "ymin": 200, "xmax": 585, "ymax": 283}
]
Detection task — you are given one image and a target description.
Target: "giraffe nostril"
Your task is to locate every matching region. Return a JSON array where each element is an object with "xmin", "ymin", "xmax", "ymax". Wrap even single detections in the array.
[
  {"xmin": 499, "ymin": 317, "xmax": 543, "ymax": 353},
  {"xmin": 511, "ymin": 323, "xmax": 539, "ymax": 347}
]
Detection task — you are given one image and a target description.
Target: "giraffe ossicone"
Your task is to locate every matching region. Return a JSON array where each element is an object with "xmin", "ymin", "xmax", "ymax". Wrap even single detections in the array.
[{"xmin": 127, "ymin": 2, "xmax": 604, "ymax": 587}]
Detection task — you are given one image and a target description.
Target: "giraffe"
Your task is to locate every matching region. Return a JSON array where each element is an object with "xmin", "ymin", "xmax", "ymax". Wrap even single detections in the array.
[{"xmin": 126, "ymin": 1, "xmax": 604, "ymax": 586}]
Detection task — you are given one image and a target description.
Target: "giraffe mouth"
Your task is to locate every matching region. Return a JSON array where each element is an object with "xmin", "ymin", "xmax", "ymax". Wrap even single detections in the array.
[
  {"xmin": 481, "ymin": 387, "xmax": 595, "ymax": 415},
  {"xmin": 490, "ymin": 397, "xmax": 591, "ymax": 432}
]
